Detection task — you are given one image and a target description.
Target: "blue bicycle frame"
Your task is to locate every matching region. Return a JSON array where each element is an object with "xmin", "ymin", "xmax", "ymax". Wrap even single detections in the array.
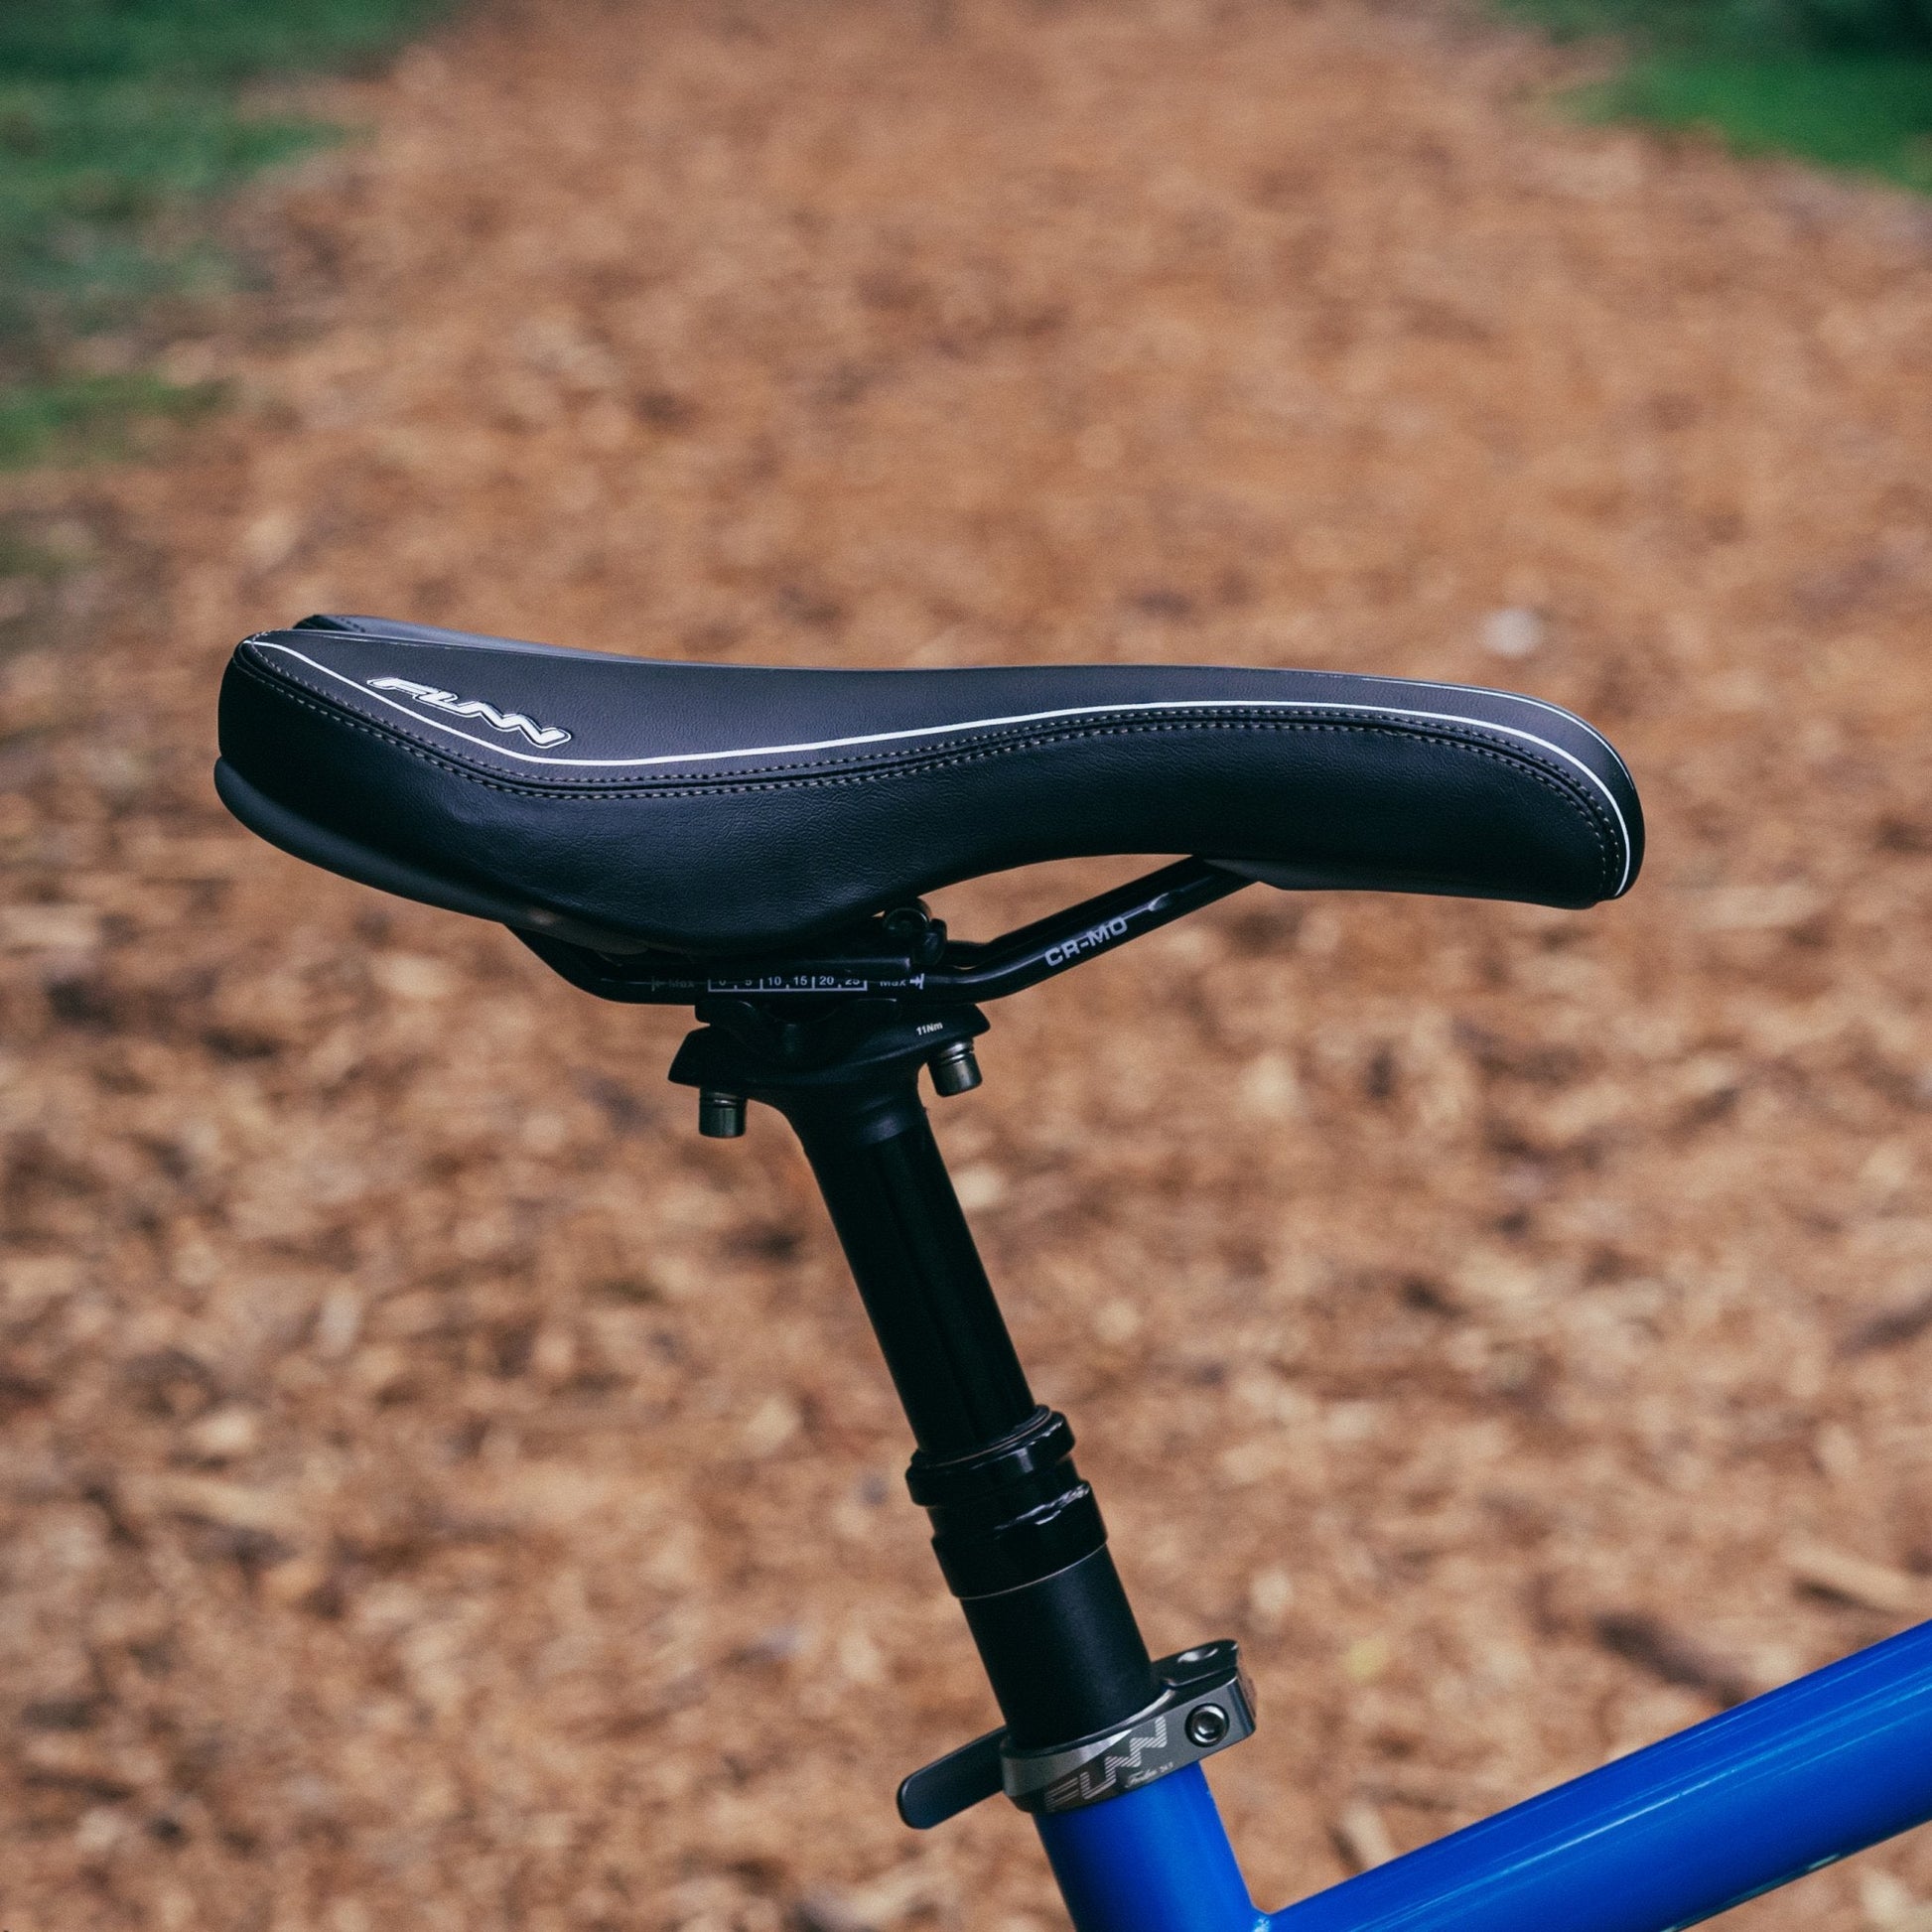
[{"xmin": 1041, "ymin": 1618, "xmax": 1932, "ymax": 1932}]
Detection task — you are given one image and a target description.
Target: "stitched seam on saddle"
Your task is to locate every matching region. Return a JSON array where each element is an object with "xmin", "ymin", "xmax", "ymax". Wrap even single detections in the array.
[
  {"xmin": 236, "ymin": 643, "xmax": 1622, "ymax": 843},
  {"xmin": 230, "ymin": 660, "xmax": 1620, "ymax": 897},
  {"xmin": 246, "ymin": 644, "xmax": 1609, "ymax": 787},
  {"xmin": 246, "ymin": 635, "xmax": 1635, "ymax": 786},
  {"xmin": 232, "ymin": 658, "xmax": 1616, "ymax": 891}
]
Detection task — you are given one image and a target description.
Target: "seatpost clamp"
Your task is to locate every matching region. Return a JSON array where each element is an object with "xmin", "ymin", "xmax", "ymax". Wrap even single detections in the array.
[
  {"xmin": 1002, "ymin": 1640, "xmax": 1256, "ymax": 1814},
  {"xmin": 897, "ymin": 1640, "xmax": 1256, "ymax": 1829}
]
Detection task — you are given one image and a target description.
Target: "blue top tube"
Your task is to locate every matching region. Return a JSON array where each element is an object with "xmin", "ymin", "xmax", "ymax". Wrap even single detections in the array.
[{"xmin": 1039, "ymin": 1619, "xmax": 1932, "ymax": 1932}]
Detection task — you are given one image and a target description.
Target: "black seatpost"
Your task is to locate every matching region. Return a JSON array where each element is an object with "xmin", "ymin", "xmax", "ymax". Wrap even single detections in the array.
[{"xmin": 671, "ymin": 1004, "xmax": 1158, "ymax": 1752}]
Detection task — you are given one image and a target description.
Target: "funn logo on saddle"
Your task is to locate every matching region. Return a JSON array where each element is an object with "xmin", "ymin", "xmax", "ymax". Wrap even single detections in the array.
[{"xmin": 365, "ymin": 675, "xmax": 572, "ymax": 748}]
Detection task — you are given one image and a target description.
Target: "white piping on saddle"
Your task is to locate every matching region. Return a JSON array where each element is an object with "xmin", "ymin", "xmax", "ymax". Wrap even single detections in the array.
[{"xmin": 253, "ymin": 641, "xmax": 1634, "ymax": 895}]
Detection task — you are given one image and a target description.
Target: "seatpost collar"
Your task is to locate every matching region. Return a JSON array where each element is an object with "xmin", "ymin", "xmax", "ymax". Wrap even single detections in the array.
[{"xmin": 897, "ymin": 1640, "xmax": 1257, "ymax": 1829}]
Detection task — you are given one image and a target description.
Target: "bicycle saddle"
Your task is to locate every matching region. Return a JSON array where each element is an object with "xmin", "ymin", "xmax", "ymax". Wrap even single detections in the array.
[{"xmin": 214, "ymin": 614, "xmax": 1642, "ymax": 957}]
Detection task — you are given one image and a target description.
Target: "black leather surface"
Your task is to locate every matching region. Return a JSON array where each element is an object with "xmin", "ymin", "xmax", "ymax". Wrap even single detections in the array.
[{"xmin": 214, "ymin": 613, "xmax": 1643, "ymax": 956}]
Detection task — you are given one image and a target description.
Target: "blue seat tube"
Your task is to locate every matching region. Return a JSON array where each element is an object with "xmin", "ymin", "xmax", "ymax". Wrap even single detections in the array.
[{"xmin": 1038, "ymin": 1766, "xmax": 1261, "ymax": 1932}]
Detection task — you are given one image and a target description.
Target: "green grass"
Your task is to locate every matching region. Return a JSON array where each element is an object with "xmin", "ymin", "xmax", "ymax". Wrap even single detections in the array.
[
  {"xmin": 1501, "ymin": 0, "xmax": 1932, "ymax": 195},
  {"xmin": 0, "ymin": 368, "xmax": 222, "ymax": 468},
  {"xmin": 1498, "ymin": 0, "xmax": 1932, "ymax": 53},
  {"xmin": 0, "ymin": 0, "xmax": 451, "ymax": 471},
  {"xmin": 1579, "ymin": 54, "xmax": 1932, "ymax": 189}
]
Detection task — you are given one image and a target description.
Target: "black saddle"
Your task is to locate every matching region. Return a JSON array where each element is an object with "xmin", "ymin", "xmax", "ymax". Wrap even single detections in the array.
[{"xmin": 214, "ymin": 614, "xmax": 1642, "ymax": 958}]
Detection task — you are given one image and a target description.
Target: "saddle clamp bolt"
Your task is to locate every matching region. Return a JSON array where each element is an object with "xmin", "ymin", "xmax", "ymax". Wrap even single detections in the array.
[{"xmin": 928, "ymin": 1039, "xmax": 983, "ymax": 1097}]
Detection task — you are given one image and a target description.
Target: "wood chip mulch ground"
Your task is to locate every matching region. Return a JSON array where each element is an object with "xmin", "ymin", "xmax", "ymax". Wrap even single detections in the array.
[{"xmin": 6, "ymin": 1, "xmax": 1932, "ymax": 1927}]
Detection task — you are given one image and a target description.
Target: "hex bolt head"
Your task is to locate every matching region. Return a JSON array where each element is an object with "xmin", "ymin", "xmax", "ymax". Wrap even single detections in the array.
[
  {"xmin": 928, "ymin": 1040, "xmax": 983, "ymax": 1097},
  {"xmin": 698, "ymin": 1089, "xmax": 748, "ymax": 1139},
  {"xmin": 1185, "ymin": 1705, "xmax": 1229, "ymax": 1748}
]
